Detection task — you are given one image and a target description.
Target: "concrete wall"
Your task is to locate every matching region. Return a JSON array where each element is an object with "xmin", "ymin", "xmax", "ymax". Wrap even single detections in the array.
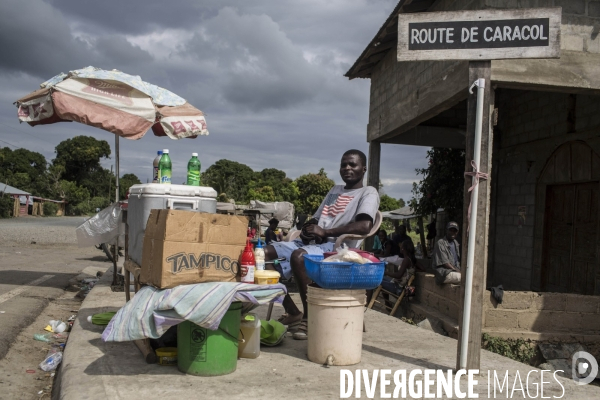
[
  {"xmin": 403, "ymin": 273, "xmax": 600, "ymax": 353},
  {"xmin": 489, "ymin": 90, "xmax": 600, "ymax": 290},
  {"xmin": 413, "ymin": 272, "xmax": 462, "ymax": 320},
  {"xmin": 483, "ymin": 290, "xmax": 600, "ymax": 349}
]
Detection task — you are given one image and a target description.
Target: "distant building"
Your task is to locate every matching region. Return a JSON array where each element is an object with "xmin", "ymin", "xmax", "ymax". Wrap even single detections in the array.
[{"xmin": 0, "ymin": 182, "xmax": 65, "ymax": 217}]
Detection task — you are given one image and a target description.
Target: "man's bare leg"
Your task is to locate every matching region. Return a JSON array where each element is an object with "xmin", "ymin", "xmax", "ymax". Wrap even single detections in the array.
[{"xmin": 289, "ymin": 248, "xmax": 310, "ymax": 318}]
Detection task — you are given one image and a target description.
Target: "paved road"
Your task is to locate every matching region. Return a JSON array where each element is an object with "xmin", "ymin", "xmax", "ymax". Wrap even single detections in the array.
[{"xmin": 0, "ymin": 217, "xmax": 110, "ymax": 359}]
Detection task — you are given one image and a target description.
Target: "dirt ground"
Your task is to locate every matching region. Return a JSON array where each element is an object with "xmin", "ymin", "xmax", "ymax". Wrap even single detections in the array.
[
  {"xmin": 0, "ymin": 235, "xmax": 111, "ymax": 400},
  {"xmin": 0, "ymin": 290, "xmax": 83, "ymax": 400}
]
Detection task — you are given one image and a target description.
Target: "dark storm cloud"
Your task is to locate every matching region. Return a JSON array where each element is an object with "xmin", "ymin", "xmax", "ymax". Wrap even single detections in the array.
[
  {"xmin": 95, "ymin": 36, "xmax": 153, "ymax": 66},
  {"xmin": 46, "ymin": 0, "xmax": 209, "ymax": 35},
  {"xmin": 0, "ymin": 0, "xmax": 428, "ymax": 201},
  {"xmin": 181, "ymin": 8, "xmax": 323, "ymax": 111},
  {"xmin": 0, "ymin": 0, "xmax": 92, "ymax": 78},
  {"xmin": 0, "ymin": 0, "xmax": 154, "ymax": 80}
]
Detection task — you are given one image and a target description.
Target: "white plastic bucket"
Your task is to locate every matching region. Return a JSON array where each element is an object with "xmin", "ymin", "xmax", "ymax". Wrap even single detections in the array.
[{"xmin": 307, "ymin": 285, "xmax": 366, "ymax": 366}]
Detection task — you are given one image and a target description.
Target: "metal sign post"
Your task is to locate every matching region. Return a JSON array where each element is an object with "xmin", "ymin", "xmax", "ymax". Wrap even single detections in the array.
[{"xmin": 460, "ymin": 78, "xmax": 486, "ymax": 370}]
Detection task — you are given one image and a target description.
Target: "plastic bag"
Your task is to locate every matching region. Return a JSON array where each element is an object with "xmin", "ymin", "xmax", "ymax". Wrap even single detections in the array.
[
  {"xmin": 323, "ymin": 244, "xmax": 369, "ymax": 264},
  {"xmin": 48, "ymin": 320, "xmax": 67, "ymax": 333},
  {"xmin": 75, "ymin": 203, "xmax": 124, "ymax": 248}
]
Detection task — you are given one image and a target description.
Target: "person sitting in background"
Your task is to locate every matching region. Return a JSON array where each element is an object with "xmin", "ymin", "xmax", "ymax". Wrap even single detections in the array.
[
  {"xmin": 380, "ymin": 239, "xmax": 418, "ymax": 295},
  {"xmin": 389, "ymin": 224, "xmax": 412, "ymax": 255},
  {"xmin": 373, "ymin": 229, "xmax": 391, "ymax": 257},
  {"xmin": 432, "ymin": 221, "xmax": 461, "ymax": 284},
  {"xmin": 264, "ymin": 218, "xmax": 279, "ymax": 245}
]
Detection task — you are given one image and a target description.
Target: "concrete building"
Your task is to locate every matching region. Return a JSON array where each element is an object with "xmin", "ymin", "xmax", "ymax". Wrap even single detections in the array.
[{"xmin": 347, "ymin": 1, "xmax": 600, "ymax": 353}]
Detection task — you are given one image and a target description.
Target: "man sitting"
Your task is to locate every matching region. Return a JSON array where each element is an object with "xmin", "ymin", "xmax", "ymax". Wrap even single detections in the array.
[
  {"xmin": 264, "ymin": 149, "xmax": 379, "ymax": 339},
  {"xmin": 431, "ymin": 221, "xmax": 461, "ymax": 284},
  {"xmin": 390, "ymin": 224, "xmax": 412, "ymax": 255}
]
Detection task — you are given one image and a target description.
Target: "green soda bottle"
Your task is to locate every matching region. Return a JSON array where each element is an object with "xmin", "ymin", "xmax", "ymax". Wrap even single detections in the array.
[
  {"xmin": 186, "ymin": 153, "xmax": 201, "ymax": 186},
  {"xmin": 159, "ymin": 149, "xmax": 172, "ymax": 184}
]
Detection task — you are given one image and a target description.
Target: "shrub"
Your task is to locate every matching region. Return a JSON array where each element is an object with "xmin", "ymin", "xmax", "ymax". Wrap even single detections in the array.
[
  {"xmin": 0, "ymin": 196, "xmax": 13, "ymax": 218},
  {"xmin": 89, "ymin": 196, "xmax": 110, "ymax": 211},
  {"xmin": 72, "ymin": 201, "xmax": 92, "ymax": 216},
  {"xmin": 43, "ymin": 202, "xmax": 59, "ymax": 217},
  {"xmin": 482, "ymin": 333, "xmax": 537, "ymax": 365}
]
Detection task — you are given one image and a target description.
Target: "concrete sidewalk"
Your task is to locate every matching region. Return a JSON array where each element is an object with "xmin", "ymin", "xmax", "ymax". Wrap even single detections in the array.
[{"xmin": 55, "ymin": 270, "xmax": 600, "ymax": 400}]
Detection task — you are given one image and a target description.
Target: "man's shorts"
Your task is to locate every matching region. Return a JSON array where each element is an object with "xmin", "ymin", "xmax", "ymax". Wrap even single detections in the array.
[{"xmin": 270, "ymin": 239, "xmax": 335, "ymax": 279}]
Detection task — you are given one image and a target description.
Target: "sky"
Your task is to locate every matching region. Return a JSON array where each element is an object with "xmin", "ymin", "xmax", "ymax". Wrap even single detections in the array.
[{"xmin": 0, "ymin": 0, "xmax": 429, "ymax": 202}]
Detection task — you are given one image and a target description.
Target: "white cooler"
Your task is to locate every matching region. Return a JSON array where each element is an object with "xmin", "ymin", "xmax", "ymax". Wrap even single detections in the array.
[{"xmin": 127, "ymin": 184, "xmax": 218, "ymax": 265}]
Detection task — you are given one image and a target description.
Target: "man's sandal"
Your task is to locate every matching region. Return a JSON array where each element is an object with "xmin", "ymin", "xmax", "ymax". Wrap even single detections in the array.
[
  {"xmin": 277, "ymin": 313, "xmax": 303, "ymax": 327},
  {"xmin": 292, "ymin": 319, "xmax": 308, "ymax": 340}
]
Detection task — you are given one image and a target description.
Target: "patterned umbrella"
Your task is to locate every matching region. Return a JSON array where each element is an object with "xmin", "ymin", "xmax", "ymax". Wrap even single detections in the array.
[
  {"xmin": 14, "ymin": 66, "xmax": 209, "ymax": 201},
  {"xmin": 15, "ymin": 66, "xmax": 208, "ymax": 140}
]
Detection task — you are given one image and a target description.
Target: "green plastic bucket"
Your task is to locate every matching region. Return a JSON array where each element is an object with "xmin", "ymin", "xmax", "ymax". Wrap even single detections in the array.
[{"xmin": 177, "ymin": 302, "xmax": 243, "ymax": 376}]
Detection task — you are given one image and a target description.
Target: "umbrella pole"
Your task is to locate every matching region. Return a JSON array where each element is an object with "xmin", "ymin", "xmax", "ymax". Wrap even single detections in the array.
[
  {"xmin": 113, "ymin": 135, "xmax": 120, "ymax": 287},
  {"xmin": 115, "ymin": 135, "xmax": 120, "ymax": 203}
]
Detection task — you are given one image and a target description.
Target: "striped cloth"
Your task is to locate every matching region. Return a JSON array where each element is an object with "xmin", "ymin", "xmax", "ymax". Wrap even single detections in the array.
[{"xmin": 102, "ymin": 282, "xmax": 286, "ymax": 342}]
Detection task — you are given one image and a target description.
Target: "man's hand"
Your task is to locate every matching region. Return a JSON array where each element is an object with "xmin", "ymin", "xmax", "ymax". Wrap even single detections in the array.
[{"xmin": 303, "ymin": 224, "xmax": 326, "ymax": 239}]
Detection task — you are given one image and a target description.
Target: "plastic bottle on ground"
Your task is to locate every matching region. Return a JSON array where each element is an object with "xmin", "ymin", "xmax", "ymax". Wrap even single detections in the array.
[
  {"xmin": 152, "ymin": 150, "xmax": 163, "ymax": 183},
  {"xmin": 159, "ymin": 149, "xmax": 172, "ymax": 184},
  {"xmin": 39, "ymin": 350, "xmax": 63, "ymax": 372},
  {"xmin": 186, "ymin": 153, "xmax": 201, "ymax": 186},
  {"xmin": 254, "ymin": 239, "xmax": 265, "ymax": 271},
  {"xmin": 240, "ymin": 239, "xmax": 256, "ymax": 284},
  {"xmin": 33, "ymin": 333, "xmax": 52, "ymax": 342}
]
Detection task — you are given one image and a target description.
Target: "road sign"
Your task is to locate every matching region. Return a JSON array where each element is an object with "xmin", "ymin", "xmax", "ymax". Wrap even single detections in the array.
[{"xmin": 397, "ymin": 7, "xmax": 561, "ymax": 61}]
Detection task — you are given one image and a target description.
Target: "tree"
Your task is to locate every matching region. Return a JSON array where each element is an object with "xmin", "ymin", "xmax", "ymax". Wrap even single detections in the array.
[
  {"xmin": 253, "ymin": 168, "xmax": 298, "ymax": 203},
  {"xmin": 202, "ymin": 159, "xmax": 255, "ymax": 202},
  {"xmin": 410, "ymin": 147, "xmax": 465, "ymax": 220},
  {"xmin": 53, "ymin": 136, "xmax": 112, "ymax": 197},
  {"xmin": 119, "ymin": 173, "xmax": 142, "ymax": 199},
  {"xmin": 56, "ymin": 180, "xmax": 90, "ymax": 215},
  {"xmin": 0, "ymin": 147, "xmax": 49, "ymax": 196},
  {"xmin": 398, "ymin": 198, "xmax": 406, "ymax": 208},
  {"xmin": 379, "ymin": 194, "xmax": 400, "ymax": 212},
  {"xmin": 293, "ymin": 168, "xmax": 334, "ymax": 215},
  {"xmin": 247, "ymin": 185, "xmax": 276, "ymax": 202}
]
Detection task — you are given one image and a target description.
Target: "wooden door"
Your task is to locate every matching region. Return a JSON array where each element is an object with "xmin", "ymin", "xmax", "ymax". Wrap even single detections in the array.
[{"xmin": 542, "ymin": 182, "xmax": 599, "ymax": 294}]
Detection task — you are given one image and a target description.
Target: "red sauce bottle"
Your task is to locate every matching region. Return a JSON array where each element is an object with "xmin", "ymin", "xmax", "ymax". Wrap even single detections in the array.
[{"xmin": 240, "ymin": 239, "xmax": 256, "ymax": 284}]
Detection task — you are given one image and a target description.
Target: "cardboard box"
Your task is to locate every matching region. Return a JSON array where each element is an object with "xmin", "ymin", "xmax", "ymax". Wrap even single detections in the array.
[{"xmin": 140, "ymin": 210, "xmax": 247, "ymax": 289}]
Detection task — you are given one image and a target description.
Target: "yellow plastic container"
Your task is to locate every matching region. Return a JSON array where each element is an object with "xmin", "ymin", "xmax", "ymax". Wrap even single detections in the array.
[
  {"xmin": 156, "ymin": 347, "xmax": 178, "ymax": 366},
  {"xmin": 254, "ymin": 270, "xmax": 280, "ymax": 285}
]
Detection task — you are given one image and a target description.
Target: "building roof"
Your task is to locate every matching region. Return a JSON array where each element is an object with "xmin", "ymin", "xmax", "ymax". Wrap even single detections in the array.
[
  {"xmin": 0, "ymin": 182, "xmax": 31, "ymax": 196},
  {"xmin": 381, "ymin": 205, "xmax": 418, "ymax": 220},
  {"xmin": 345, "ymin": 0, "xmax": 436, "ymax": 79},
  {"xmin": 31, "ymin": 196, "xmax": 65, "ymax": 204}
]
